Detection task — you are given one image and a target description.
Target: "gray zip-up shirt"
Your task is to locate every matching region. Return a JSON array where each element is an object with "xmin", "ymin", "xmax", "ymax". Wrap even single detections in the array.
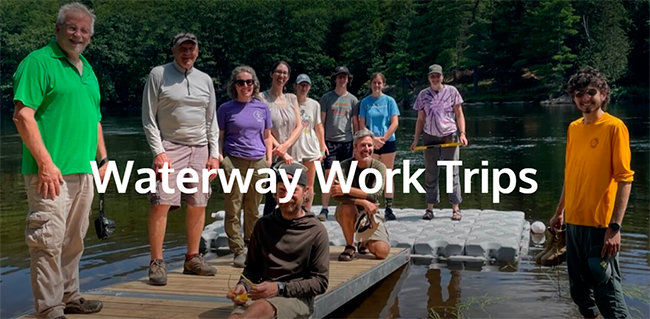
[{"xmin": 142, "ymin": 61, "xmax": 219, "ymax": 158}]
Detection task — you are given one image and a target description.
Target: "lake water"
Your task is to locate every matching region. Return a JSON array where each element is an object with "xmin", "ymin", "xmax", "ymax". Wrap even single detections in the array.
[{"xmin": 1, "ymin": 103, "xmax": 648, "ymax": 318}]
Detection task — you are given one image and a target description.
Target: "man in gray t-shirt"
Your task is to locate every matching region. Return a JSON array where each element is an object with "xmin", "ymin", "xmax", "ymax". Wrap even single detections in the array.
[{"xmin": 318, "ymin": 66, "xmax": 359, "ymax": 221}]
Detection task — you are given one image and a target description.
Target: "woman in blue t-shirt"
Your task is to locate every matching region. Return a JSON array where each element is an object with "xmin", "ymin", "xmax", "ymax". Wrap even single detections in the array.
[{"xmin": 359, "ymin": 72, "xmax": 400, "ymax": 220}]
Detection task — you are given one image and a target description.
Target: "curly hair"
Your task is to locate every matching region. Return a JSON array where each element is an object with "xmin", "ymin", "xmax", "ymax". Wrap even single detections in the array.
[
  {"xmin": 227, "ymin": 65, "xmax": 261, "ymax": 100},
  {"xmin": 567, "ymin": 67, "xmax": 610, "ymax": 107}
]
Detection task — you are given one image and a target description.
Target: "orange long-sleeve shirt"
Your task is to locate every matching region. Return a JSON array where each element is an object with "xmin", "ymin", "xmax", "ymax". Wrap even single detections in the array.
[{"xmin": 564, "ymin": 113, "xmax": 634, "ymax": 227}]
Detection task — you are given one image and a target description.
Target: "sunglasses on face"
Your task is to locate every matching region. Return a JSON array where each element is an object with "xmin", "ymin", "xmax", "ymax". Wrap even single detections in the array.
[
  {"xmin": 236, "ymin": 79, "xmax": 254, "ymax": 86},
  {"xmin": 574, "ymin": 88, "xmax": 598, "ymax": 98}
]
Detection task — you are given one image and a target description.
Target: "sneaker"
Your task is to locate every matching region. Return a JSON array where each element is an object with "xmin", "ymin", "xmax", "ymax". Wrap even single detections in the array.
[
  {"xmin": 64, "ymin": 298, "xmax": 103, "ymax": 314},
  {"xmin": 422, "ymin": 209, "xmax": 434, "ymax": 220},
  {"xmin": 183, "ymin": 254, "xmax": 216, "ymax": 276},
  {"xmin": 384, "ymin": 207, "xmax": 396, "ymax": 221},
  {"xmin": 233, "ymin": 253, "xmax": 246, "ymax": 268},
  {"xmin": 318, "ymin": 208, "xmax": 328, "ymax": 221},
  {"xmin": 148, "ymin": 259, "xmax": 167, "ymax": 286}
]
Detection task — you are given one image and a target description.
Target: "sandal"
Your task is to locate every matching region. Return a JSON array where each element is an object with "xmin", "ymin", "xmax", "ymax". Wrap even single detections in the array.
[
  {"xmin": 338, "ymin": 245, "xmax": 356, "ymax": 261},
  {"xmin": 422, "ymin": 209, "xmax": 434, "ymax": 220},
  {"xmin": 451, "ymin": 209, "xmax": 462, "ymax": 221},
  {"xmin": 357, "ymin": 242, "xmax": 369, "ymax": 255}
]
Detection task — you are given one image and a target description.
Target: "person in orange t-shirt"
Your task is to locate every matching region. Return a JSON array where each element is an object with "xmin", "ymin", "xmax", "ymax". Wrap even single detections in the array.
[{"xmin": 550, "ymin": 68, "xmax": 633, "ymax": 319}]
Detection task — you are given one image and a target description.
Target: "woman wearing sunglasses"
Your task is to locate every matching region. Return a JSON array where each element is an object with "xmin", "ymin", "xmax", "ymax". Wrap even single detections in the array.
[
  {"xmin": 359, "ymin": 72, "xmax": 400, "ymax": 221},
  {"xmin": 217, "ymin": 65, "xmax": 273, "ymax": 268},
  {"xmin": 259, "ymin": 61, "xmax": 303, "ymax": 216}
]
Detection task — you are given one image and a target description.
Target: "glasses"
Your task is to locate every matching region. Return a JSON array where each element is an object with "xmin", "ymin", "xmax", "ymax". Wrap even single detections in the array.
[
  {"xmin": 65, "ymin": 24, "xmax": 91, "ymax": 36},
  {"xmin": 236, "ymin": 79, "xmax": 254, "ymax": 86},
  {"xmin": 574, "ymin": 88, "xmax": 598, "ymax": 98},
  {"xmin": 273, "ymin": 70, "xmax": 289, "ymax": 76}
]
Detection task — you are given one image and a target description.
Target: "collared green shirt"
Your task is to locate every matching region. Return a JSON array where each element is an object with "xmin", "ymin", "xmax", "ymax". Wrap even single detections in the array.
[{"xmin": 13, "ymin": 39, "xmax": 101, "ymax": 175}]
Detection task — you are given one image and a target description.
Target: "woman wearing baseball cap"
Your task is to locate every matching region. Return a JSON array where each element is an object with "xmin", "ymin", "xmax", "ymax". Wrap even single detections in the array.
[{"xmin": 410, "ymin": 64, "xmax": 469, "ymax": 221}]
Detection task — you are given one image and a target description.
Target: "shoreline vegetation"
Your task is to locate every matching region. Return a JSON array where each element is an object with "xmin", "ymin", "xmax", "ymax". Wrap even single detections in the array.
[
  {"xmin": 0, "ymin": 84, "xmax": 646, "ymax": 115},
  {"xmin": 1, "ymin": 0, "xmax": 648, "ymax": 112}
]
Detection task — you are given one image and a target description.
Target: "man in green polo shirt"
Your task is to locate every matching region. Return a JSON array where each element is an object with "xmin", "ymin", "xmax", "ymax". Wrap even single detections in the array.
[{"xmin": 12, "ymin": 3, "xmax": 107, "ymax": 318}]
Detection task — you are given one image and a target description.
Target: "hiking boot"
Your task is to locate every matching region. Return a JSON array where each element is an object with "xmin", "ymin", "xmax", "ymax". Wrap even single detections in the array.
[
  {"xmin": 64, "ymin": 298, "xmax": 103, "ymax": 314},
  {"xmin": 534, "ymin": 229, "xmax": 556, "ymax": 264},
  {"xmin": 384, "ymin": 207, "xmax": 396, "ymax": 221},
  {"xmin": 422, "ymin": 209, "xmax": 434, "ymax": 220},
  {"xmin": 148, "ymin": 259, "xmax": 167, "ymax": 286},
  {"xmin": 183, "ymin": 254, "xmax": 216, "ymax": 276},
  {"xmin": 541, "ymin": 228, "xmax": 567, "ymax": 266},
  {"xmin": 233, "ymin": 253, "xmax": 246, "ymax": 268},
  {"xmin": 318, "ymin": 208, "xmax": 328, "ymax": 221}
]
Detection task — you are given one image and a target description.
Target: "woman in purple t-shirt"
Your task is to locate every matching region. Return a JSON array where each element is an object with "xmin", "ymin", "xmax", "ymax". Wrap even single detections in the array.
[
  {"xmin": 217, "ymin": 65, "xmax": 272, "ymax": 268},
  {"xmin": 410, "ymin": 64, "xmax": 469, "ymax": 221}
]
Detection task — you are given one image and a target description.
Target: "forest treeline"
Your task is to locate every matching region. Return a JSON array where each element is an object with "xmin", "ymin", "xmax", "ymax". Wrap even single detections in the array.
[{"xmin": 1, "ymin": 0, "xmax": 648, "ymax": 112}]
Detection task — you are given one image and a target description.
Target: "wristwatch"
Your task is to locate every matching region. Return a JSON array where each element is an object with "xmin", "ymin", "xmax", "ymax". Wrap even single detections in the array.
[
  {"xmin": 277, "ymin": 282, "xmax": 285, "ymax": 297},
  {"xmin": 97, "ymin": 157, "xmax": 109, "ymax": 168},
  {"xmin": 609, "ymin": 222, "xmax": 621, "ymax": 232}
]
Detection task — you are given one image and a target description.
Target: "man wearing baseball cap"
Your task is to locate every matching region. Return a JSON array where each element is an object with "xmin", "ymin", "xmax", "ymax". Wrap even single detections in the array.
[
  {"xmin": 142, "ymin": 32, "xmax": 219, "ymax": 285},
  {"xmin": 227, "ymin": 163, "xmax": 330, "ymax": 318},
  {"xmin": 318, "ymin": 66, "xmax": 360, "ymax": 221}
]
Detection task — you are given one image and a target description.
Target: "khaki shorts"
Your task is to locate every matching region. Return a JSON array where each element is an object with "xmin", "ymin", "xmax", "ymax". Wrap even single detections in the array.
[
  {"xmin": 335, "ymin": 205, "xmax": 390, "ymax": 245},
  {"xmin": 149, "ymin": 140, "xmax": 211, "ymax": 209},
  {"xmin": 231, "ymin": 296, "xmax": 313, "ymax": 319}
]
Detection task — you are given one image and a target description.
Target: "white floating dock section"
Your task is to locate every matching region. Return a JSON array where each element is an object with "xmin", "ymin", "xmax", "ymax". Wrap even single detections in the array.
[{"xmin": 204, "ymin": 206, "xmax": 530, "ymax": 263}]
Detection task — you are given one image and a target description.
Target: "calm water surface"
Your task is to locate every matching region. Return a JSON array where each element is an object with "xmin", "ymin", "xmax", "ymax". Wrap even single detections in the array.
[{"xmin": 1, "ymin": 104, "xmax": 648, "ymax": 318}]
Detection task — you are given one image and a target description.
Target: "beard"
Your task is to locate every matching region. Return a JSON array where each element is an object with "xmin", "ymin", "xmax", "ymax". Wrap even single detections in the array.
[{"xmin": 279, "ymin": 199, "xmax": 301, "ymax": 214}]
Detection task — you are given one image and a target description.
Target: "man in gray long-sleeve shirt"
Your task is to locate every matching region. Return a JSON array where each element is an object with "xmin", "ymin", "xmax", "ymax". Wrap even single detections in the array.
[
  {"xmin": 227, "ymin": 163, "xmax": 329, "ymax": 319},
  {"xmin": 142, "ymin": 33, "xmax": 219, "ymax": 286}
]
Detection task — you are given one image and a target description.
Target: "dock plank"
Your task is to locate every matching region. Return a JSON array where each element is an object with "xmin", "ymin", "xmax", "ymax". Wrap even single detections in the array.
[{"xmin": 21, "ymin": 247, "xmax": 408, "ymax": 319}]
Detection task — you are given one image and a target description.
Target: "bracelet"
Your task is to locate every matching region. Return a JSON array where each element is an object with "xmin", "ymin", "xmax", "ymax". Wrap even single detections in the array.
[
  {"xmin": 459, "ymin": 132, "xmax": 466, "ymax": 136},
  {"xmin": 98, "ymin": 157, "xmax": 109, "ymax": 167}
]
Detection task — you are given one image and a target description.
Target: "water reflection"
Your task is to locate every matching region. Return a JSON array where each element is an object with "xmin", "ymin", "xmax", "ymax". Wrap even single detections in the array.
[
  {"xmin": 426, "ymin": 269, "xmax": 462, "ymax": 318},
  {"xmin": 1, "ymin": 103, "xmax": 648, "ymax": 318}
]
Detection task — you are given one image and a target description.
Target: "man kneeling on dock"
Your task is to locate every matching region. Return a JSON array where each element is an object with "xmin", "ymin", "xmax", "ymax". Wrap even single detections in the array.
[
  {"xmin": 227, "ymin": 163, "xmax": 329, "ymax": 319},
  {"xmin": 334, "ymin": 129, "xmax": 391, "ymax": 261}
]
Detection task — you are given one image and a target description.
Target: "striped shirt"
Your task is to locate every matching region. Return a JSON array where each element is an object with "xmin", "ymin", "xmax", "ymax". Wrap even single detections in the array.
[{"xmin": 413, "ymin": 85, "xmax": 463, "ymax": 137}]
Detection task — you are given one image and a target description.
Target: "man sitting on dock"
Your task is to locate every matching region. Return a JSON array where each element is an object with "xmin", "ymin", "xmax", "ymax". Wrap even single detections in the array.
[
  {"xmin": 227, "ymin": 163, "xmax": 329, "ymax": 319},
  {"xmin": 333, "ymin": 129, "xmax": 391, "ymax": 261}
]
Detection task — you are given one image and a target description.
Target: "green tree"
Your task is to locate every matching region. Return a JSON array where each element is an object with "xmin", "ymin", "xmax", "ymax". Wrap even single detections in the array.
[
  {"xmin": 516, "ymin": 0, "xmax": 579, "ymax": 92},
  {"xmin": 573, "ymin": 0, "xmax": 630, "ymax": 83}
]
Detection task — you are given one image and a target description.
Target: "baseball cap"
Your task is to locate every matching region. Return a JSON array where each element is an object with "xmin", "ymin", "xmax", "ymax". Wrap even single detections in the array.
[
  {"xmin": 428, "ymin": 64, "xmax": 443, "ymax": 75},
  {"xmin": 172, "ymin": 33, "xmax": 198, "ymax": 48},
  {"xmin": 296, "ymin": 74, "xmax": 312, "ymax": 85},
  {"xmin": 331, "ymin": 66, "xmax": 353, "ymax": 81},
  {"xmin": 274, "ymin": 163, "xmax": 308, "ymax": 187},
  {"xmin": 587, "ymin": 246, "xmax": 612, "ymax": 286}
]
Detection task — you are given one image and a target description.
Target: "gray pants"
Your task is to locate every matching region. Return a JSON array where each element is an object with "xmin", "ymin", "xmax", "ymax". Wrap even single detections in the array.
[
  {"xmin": 423, "ymin": 133, "xmax": 462, "ymax": 205},
  {"xmin": 566, "ymin": 224, "xmax": 630, "ymax": 318},
  {"xmin": 24, "ymin": 174, "xmax": 94, "ymax": 319}
]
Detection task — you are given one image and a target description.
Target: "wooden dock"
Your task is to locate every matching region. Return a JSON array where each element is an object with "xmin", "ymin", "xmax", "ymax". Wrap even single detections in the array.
[{"xmin": 22, "ymin": 247, "xmax": 409, "ymax": 319}]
